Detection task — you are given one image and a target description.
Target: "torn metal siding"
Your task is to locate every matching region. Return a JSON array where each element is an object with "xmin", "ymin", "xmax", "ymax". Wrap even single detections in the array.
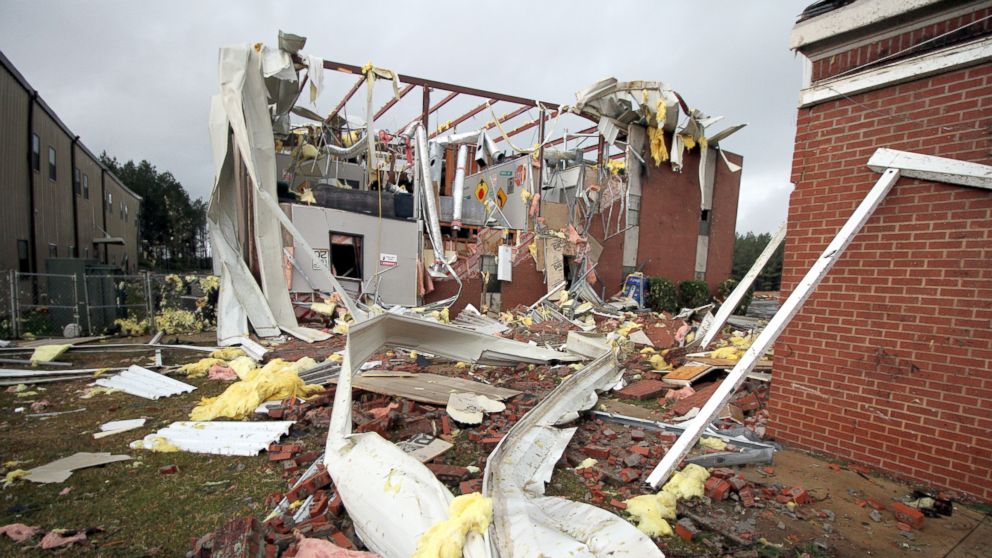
[
  {"xmin": 483, "ymin": 351, "xmax": 663, "ymax": 557},
  {"xmin": 324, "ymin": 314, "xmax": 498, "ymax": 558},
  {"xmin": 94, "ymin": 365, "xmax": 195, "ymax": 400},
  {"xmin": 131, "ymin": 421, "xmax": 294, "ymax": 456}
]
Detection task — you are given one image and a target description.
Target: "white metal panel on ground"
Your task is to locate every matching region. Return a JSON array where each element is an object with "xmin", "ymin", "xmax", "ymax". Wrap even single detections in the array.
[
  {"xmin": 131, "ymin": 421, "xmax": 294, "ymax": 456},
  {"xmin": 95, "ymin": 365, "xmax": 195, "ymax": 400}
]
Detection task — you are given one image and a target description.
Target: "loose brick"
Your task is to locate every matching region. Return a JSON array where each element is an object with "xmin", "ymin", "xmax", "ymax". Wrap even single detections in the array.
[
  {"xmin": 704, "ymin": 477, "xmax": 731, "ymax": 501},
  {"xmin": 426, "ymin": 463, "xmax": 470, "ymax": 482},
  {"xmin": 460, "ymin": 479, "xmax": 483, "ymax": 494},
  {"xmin": 582, "ymin": 445, "xmax": 611, "ymax": 460},
  {"xmin": 617, "ymin": 379, "xmax": 669, "ymax": 400},
  {"xmin": 890, "ymin": 502, "xmax": 925, "ymax": 530},
  {"xmin": 675, "ymin": 518, "xmax": 699, "ymax": 542},
  {"xmin": 618, "ymin": 468, "xmax": 641, "ymax": 483}
]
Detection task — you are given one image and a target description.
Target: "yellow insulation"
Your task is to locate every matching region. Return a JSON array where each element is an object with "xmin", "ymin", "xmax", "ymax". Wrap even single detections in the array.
[
  {"xmin": 29, "ymin": 344, "xmax": 72, "ymax": 363},
  {"xmin": 411, "ymin": 492, "xmax": 493, "ymax": 558},
  {"xmin": 647, "ymin": 127, "xmax": 669, "ymax": 166},
  {"xmin": 189, "ymin": 357, "xmax": 321, "ymax": 421},
  {"xmin": 625, "ymin": 464, "xmax": 709, "ymax": 537},
  {"xmin": 179, "ymin": 358, "xmax": 227, "ymax": 379},
  {"xmin": 209, "ymin": 347, "xmax": 245, "ymax": 360}
]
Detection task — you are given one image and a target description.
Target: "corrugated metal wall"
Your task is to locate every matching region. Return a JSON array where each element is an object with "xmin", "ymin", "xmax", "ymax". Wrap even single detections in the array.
[
  {"xmin": 0, "ymin": 65, "xmax": 31, "ymax": 271},
  {"xmin": 103, "ymin": 173, "xmax": 139, "ymax": 271},
  {"xmin": 1, "ymin": 54, "xmax": 141, "ymax": 273},
  {"xmin": 31, "ymin": 108, "xmax": 75, "ymax": 269},
  {"xmin": 74, "ymin": 149, "xmax": 104, "ymax": 261}
]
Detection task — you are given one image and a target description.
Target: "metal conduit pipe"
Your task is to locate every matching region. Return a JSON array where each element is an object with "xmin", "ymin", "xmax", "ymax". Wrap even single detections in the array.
[
  {"xmin": 414, "ymin": 124, "xmax": 445, "ymax": 271},
  {"xmin": 451, "ymin": 144, "xmax": 468, "ymax": 230},
  {"xmin": 322, "ymin": 134, "xmax": 368, "ymax": 159}
]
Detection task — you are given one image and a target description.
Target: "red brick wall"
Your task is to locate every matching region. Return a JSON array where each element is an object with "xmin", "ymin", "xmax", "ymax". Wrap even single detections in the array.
[
  {"xmin": 636, "ymin": 147, "xmax": 742, "ymax": 292},
  {"xmin": 811, "ymin": 7, "xmax": 992, "ymax": 81},
  {"xmin": 770, "ymin": 63, "xmax": 992, "ymax": 501}
]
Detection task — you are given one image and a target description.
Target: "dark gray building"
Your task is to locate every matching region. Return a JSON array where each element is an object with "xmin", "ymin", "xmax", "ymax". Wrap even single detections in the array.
[{"xmin": 0, "ymin": 49, "xmax": 141, "ymax": 273}]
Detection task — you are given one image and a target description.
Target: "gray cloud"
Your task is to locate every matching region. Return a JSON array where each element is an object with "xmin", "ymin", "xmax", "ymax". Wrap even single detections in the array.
[{"xmin": 0, "ymin": 0, "xmax": 809, "ymax": 233}]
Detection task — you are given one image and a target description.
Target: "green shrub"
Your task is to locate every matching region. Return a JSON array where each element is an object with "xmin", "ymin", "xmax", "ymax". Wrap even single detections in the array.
[
  {"xmin": 646, "ymin": 277, "xmax": 678, "ymax": 313},
  {"xmin": 718, "ymin": 278, "xmax": 752, "ymax": 315},
  {"xmin": 677, "ymin": 279, "xmax": 711, "ymax": 309}
]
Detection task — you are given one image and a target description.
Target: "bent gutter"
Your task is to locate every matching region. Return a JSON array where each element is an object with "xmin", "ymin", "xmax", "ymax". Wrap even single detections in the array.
[
  {"xmin": 452, "ymin": 144, "xmax": 468, "ymax": 229},
  {"xmin": 70, "ymin": 135, "xmax": 80, "ymax": 256},
  {"xmin": 415, "ymin": 124, "xmax": 445, "ymax": 271},
  {"xmin": 483, "ymin": 350, "xmax": 664, "ymax": 557},
  {"xmin": 26, "ymin": 90, "xmax": 38, "ymax": 271}
]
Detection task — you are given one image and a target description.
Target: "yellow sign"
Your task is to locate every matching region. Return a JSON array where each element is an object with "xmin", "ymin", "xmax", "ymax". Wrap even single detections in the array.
[
  {"xmin": 495, "ymin": 187, "xmax": 508, "ymax": 209},
  {"xmin": 475, "ymin": 180, "xmax": 489, "ymax": 203}
]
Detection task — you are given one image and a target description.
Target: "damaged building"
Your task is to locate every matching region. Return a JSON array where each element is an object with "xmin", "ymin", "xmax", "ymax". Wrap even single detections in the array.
[{"xmin": 229, "ymin": 49, "xmax": 747, "ymax": 319}]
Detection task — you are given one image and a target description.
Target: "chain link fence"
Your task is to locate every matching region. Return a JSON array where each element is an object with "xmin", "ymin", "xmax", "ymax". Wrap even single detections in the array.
[{"xmin": 0, "ymin": 270, "xmax": 218, "ymax": 340}]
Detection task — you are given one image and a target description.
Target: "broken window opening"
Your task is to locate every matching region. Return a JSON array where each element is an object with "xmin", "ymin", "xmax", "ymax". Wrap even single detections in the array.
[
  {"xmin": 699, "ymin": 209, "xmax": 711, "ymax": 236},
  {"xmin": 562, "ymin": 255, "xmax": 576, "ymax": 290},
  {"xmin": 329, "ymin": 232, "xmax": 363, "ymax": 279},
  {"xmin": 481, "ymin": 254, "xmax": 501, "ymax": 293}
]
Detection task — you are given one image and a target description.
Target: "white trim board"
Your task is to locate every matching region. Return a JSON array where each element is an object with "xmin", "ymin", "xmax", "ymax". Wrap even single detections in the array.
[
  {"xmin": 790, "ymin": 0, "xmax": 946, "ymax": 50},
  {"xmin": 799, "ymin": 36, "xmax": 992, "ymax": 107},
  {"xmin": 868, "ymin": 148, "xmax": 992, "ymax": 190}
]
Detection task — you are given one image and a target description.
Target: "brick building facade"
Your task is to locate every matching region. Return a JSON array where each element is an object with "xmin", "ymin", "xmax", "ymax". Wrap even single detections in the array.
[{"xmin": 770, "ymin": 0, "xmax": 992, "ymax": 501}]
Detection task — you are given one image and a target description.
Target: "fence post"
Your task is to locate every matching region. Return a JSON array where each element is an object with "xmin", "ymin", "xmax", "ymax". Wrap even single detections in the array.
[
  {"xmin": 145, "ymin": 271, "xmax": 156, "ymax": 334},
  {"xmin": 82, "ymin": 273, "xmax": 93, "ymax": 336},
  {"xmin": 72, "ymin": 273, "xmax": 81, "ymax": 335},
  {"xmin": 10, "ymin": 271, "xmax": 19, "ymax": 339}
]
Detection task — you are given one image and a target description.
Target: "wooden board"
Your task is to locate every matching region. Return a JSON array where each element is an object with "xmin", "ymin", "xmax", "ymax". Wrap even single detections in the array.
[
  {"xmin": 662, "ymin": 364, "xmax": 715, "ymax": 386},
  {"xmin": 692, "ymin": 357, "xmax": 773, "ymax": 371},
  {"xmin": 332, "ymin": 372, "xmax": 521, "ymax": 406}
]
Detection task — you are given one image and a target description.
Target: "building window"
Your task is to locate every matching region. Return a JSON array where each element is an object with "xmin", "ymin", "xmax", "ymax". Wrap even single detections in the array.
[
  {"xmin": 124, "ymin": 204, "xmax": 129, "ymax": 222},
  {"xmin": 48, "ymin": 146, "xmax": 57, "ymax": 181},
  {"xmin": 82, "ymin": 174, "xmax": 89, "ymax": 199},
  {"xmin": 107, "ymin": 192, "xmax": 112, "ymax": 212},
  {"xmin": 48, "ymin": 243, "xmax": 57, "ymax": 258},
  {"xmin": 17, "ymin": 240, "xmax": 29, "ymax": 272},
  {"xmin": 328, "ymin": 232, "xmax": 363, "ymax": 279},
  {"xmin": 31, "ymin": 134, "xmax": 40, "ymax": 172},
  {"xmin": 120, "ymin": 201, "xmax": 124, "ymax": 220},
  {"xmin": 74, "ymin": 168, "xmax": 81, "ymax": 195}
]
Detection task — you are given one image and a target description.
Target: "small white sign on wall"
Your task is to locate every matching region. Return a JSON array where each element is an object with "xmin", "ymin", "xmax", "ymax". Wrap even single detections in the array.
[
  {"xmin": 380, "ymin": 253, "xmax": 398, "ymax": 268},
  {"xmin": 313, "ymin": 248, "xmax": 329, "ymax": 271}
]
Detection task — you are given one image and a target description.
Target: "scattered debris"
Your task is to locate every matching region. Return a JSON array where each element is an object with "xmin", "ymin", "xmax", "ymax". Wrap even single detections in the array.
[
  {"xmin": 94, "ymin": 365, "xmax": 196, "ymax": 400},
  {"xmin": 24, "ymin": 452, "xmax": 131, "ymax": 484},
  {"xmin": 130, "ymin": 421, "xmax": 295, "ymax": 456}
]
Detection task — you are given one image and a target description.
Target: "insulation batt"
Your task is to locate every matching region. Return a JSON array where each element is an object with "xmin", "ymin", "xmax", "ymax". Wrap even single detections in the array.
[
  {"xmin": 189, "ymin": 357, "xmax": 321, "ymax": 421},
  {"xmin": 625, "ymin": 464, "xmax": 710, "ymax": 537},
  {"xmin": 411, "ymin": 493, "xmax": 492, "ymax": 558}
]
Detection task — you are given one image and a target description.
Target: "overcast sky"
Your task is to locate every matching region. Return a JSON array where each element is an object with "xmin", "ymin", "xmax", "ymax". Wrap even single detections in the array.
[{"xmin": 0, "ymin": 0, "xmax": 810, "ymax": 234}]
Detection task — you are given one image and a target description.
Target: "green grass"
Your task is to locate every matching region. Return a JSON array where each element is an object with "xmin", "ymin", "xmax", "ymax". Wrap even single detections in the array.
[{"xmin": 0, "ymin": 346, "xmax": 318, "ymax": 556}]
